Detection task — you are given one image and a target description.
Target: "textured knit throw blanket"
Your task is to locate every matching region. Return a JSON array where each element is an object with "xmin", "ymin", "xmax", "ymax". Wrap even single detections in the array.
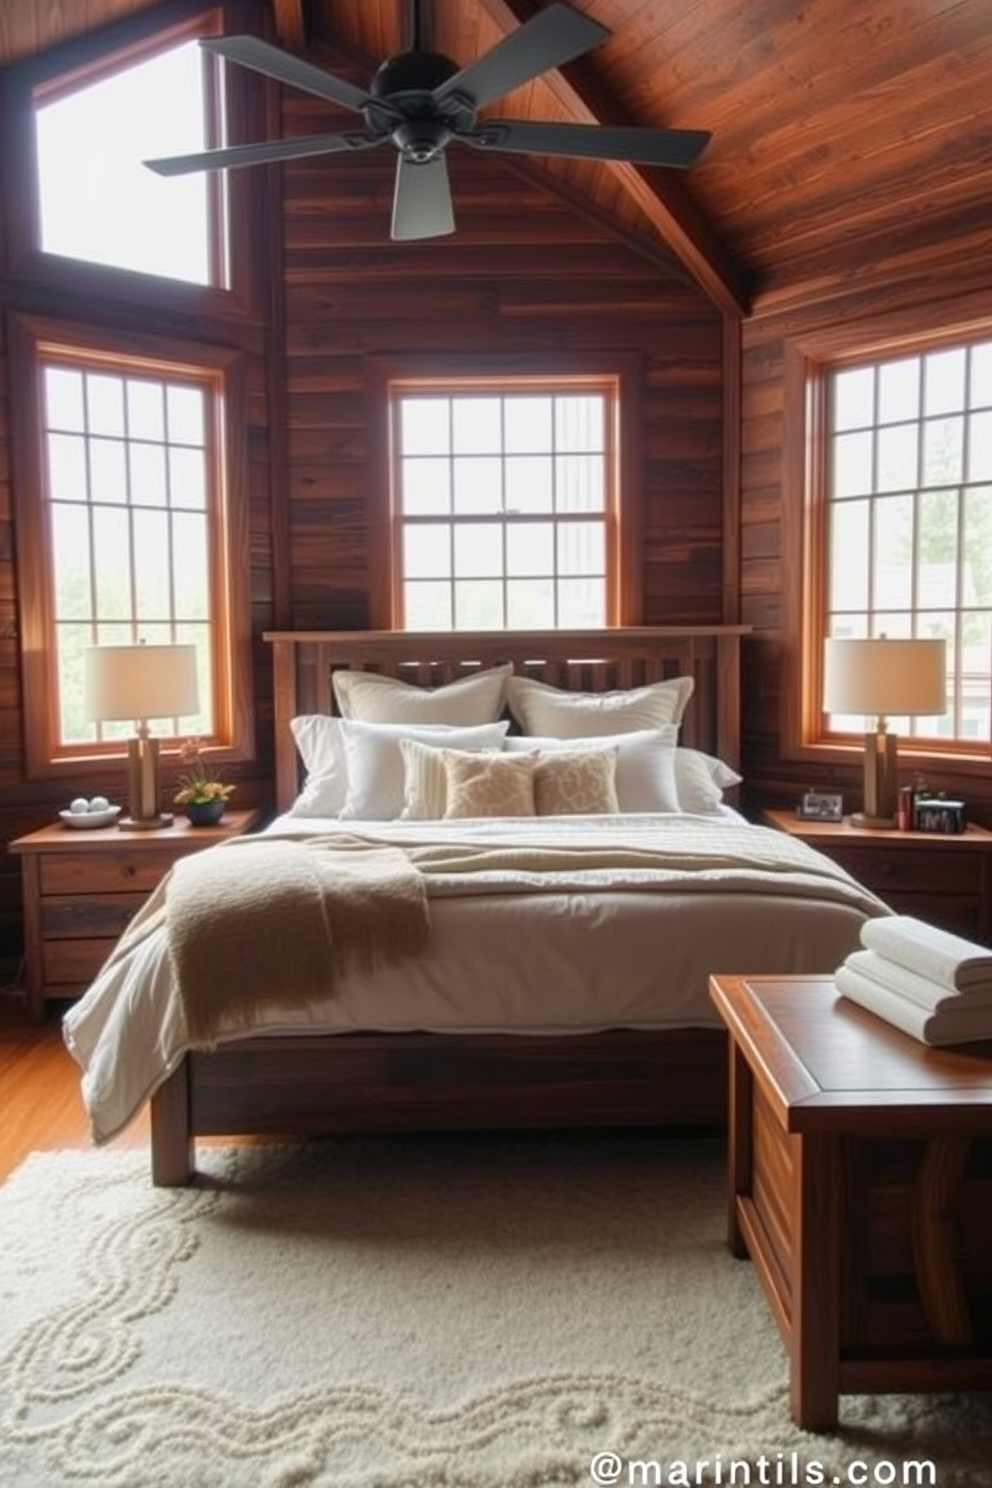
[{"xmin": 164, "ymin": 834, "xmax": 430, "ymax": 1044}]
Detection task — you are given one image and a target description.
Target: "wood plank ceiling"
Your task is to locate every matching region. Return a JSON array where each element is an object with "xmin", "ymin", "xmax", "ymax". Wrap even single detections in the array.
[{"xmin": 3, "ymin": 0, "xmax": 991, "ymax": 318}]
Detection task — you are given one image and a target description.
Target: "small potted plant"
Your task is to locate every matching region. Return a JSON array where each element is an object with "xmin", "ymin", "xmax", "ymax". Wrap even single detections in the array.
[{"xmin": 174, "ymin": 738, "xmax": 235, "ymax": 825}]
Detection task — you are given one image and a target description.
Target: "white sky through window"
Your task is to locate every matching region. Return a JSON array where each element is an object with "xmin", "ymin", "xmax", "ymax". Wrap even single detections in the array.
[{"xmin": 35, "ymin": 41, "xmax": 214, "ymax": 284}]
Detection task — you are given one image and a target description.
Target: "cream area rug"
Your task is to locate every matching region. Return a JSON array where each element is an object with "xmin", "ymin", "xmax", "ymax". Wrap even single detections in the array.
[{"xmin": 1, "ymin": 1133, "xmax": 990, "ymax": 1488}]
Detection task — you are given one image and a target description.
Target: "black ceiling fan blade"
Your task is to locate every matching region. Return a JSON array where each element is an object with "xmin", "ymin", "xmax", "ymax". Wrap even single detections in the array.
[
  {"xmin": 201, "ymin": 35, "xmax": 377, "ymax": 115},
  {"xmin": 145, "ymin": 131, "xmax": 382, "ymax": 177},
  {"xmin": 433, "ymin": 2, "xmax": 609, "ymax": 112},
  {"xmin": 391, "ymin": 153, "xmax": 455, "ymax": 240},
  {"xmin": 463, "ymin": 120, "xmax": 711, "ymax": 169}
]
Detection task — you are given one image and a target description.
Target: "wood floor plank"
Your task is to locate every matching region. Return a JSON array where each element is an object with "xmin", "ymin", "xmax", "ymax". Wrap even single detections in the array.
[{"xmin": 0, "ymin": 992, "xmax": 149, "ymax": 1182}]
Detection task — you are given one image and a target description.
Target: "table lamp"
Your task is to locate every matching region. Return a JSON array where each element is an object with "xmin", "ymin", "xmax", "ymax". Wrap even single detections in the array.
[
  {"xmin": 823, "ymin": 636, "xmax": 947, "ymax": 828},
  {"xmin": 84, "ymin": 643, "xmax": 200, "ymax": 829}
]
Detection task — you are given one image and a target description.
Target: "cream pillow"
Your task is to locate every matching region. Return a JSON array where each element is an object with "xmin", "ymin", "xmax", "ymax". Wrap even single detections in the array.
[
  {"xmin": 333, "ymin": 663, "xmax": 511, "ymax": 725},
  {"xmin": 399, "ymin": 736, "xmax": 509, "ymax": 820},
  {"xmin": 339, "ymin": 719, "xmax": 509, "ymax": 820},
  {"xmin": 505, "ymin": 727, "xmax": 679, "ymax": 812},
  {"xmin": 506, "ymin": 673, "xmax": 693, "ymax": 737},
  {"xmin": 443, "ymin": 751, "xmax": 537, "ymax": 819},
  {"xmin": 533, "ymin": 748, "xmax": 619, "ymax": 816}
]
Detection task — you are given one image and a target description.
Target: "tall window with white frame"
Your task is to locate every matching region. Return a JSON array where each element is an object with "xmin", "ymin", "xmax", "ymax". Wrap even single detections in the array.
[
  {"xmin": 392, "ymin": 382, "xmax": 614, "ymax": 630},
  {"xmin": 824, "ymin": 338, "xmax": 992, "ymax": 746},
  {"xmin": 41, "ymin": 353, "xmax": 218, "ymax": 751}
]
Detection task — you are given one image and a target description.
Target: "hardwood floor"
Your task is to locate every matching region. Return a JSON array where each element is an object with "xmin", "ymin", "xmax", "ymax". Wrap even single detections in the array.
[{"xmin": 0, "ymin": 990, "xmax": 149, "ymax": 1183}]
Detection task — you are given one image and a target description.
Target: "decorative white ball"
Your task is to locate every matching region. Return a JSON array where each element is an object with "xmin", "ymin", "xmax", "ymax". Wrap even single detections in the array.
[
  {"xmin": 88, "ymin": 795, "xmax": 111, "ymax": 812},
  {"xmin": 69, "ymin": 797, "xmax": 89, "ymax": 814}
]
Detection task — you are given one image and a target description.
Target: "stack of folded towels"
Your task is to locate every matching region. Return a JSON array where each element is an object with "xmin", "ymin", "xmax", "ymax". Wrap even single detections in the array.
[{"xmin": 836, "ymin": 914, "xmax": 992, "ymax": 1045}]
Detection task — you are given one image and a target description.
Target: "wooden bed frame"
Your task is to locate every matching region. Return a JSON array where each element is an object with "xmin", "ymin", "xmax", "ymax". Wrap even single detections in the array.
[{"xmin": 150, "ymin": 625, "xmax": 749, "ymax": 1184}]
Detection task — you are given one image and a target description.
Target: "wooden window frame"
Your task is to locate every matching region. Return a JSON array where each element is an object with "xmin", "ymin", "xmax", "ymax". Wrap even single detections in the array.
[
  {"xmin": 781, "ymin": 300, "xmax": 992, "ymax": 775},
  {"xmin": 0, "ymin": 0, "xmax": 258, "ymax": 320},
  {"xmin": 366, "ymin": 352, "xmax": 644, "ymax": 630},
  {"xmin": 8, "ymin": 312, "xmax": 254, "ymax": 783}
]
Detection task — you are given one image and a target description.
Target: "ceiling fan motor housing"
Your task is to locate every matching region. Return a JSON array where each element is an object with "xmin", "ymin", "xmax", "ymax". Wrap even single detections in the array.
[{"xmin": 368, "ymin": 50, "xmax": 475, "ymax": 159}]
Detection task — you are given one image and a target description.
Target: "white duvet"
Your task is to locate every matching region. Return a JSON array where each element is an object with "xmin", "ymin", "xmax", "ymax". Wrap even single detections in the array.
[{"xmin": 63, "ymin": 813, "xmax": 888, "ymax": 1142}]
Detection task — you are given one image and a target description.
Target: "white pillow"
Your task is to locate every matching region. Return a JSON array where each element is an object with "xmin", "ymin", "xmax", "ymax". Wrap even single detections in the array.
[
  {"xmin": 288, "ymin": 715, "xmax": 348, "ymax": 817},
  {"xmin": 505, "ymin": 727, "xmax": 679, "ymax": 813},
  {"xmin": 333, "ymin": 663, "xmax": 511, "ymax": 725},
  {"xmin": 505, "ymin": 672, "xmax": 693, "ymax": 737},
  {"xmin": 674, "ymin": 748, "xmax": 742, "ymax": 815},
  {"xmin": 340, "ymin": 718, "xmax": 510, "ymax": 820}
]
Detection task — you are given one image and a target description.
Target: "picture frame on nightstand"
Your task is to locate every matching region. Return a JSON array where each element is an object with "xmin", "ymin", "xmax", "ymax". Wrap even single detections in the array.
[{"xmin": 796, "ymin": 789, "xmax": 844, "ymax": 822}]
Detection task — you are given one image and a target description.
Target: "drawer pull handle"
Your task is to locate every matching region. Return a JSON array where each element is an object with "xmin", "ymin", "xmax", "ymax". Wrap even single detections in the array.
[{"xmin": 120, "ymin": 865, "xmax": 136, "ymax": 879}]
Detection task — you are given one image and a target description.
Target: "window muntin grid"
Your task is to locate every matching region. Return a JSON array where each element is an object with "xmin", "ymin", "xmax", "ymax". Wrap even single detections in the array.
[
  {"xmin": 825, "ymin": 339, "xmax": 992, "ymax": 744},
  {"xmin": 394, "ymin": 387, "xmax": 611, "ymax": 630}
]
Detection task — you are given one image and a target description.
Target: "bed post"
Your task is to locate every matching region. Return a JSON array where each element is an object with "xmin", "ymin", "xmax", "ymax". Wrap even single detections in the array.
[{"xmin": 150, "ymin": 1059, "xmax": 195, "ymax": 1186}]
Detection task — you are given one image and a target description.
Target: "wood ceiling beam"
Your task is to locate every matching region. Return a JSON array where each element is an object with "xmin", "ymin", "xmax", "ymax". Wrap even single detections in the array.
[
  {"xmin": 270, "ymin": 0, "xmax": 307, "ymax": 50},
  {"xmin": 479, "ymin": 0, "xmax": 750, "ymax": 317}
]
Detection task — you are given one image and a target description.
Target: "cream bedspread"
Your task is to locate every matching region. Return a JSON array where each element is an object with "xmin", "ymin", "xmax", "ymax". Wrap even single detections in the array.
[{"xmin": 63, "ymin": 814, "xmax": 889, "ymax": 1143}]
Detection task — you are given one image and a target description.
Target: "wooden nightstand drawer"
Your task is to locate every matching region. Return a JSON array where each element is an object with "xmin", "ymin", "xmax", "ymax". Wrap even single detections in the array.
[
  {"xmin": 9, "ymin": 808, "xmax": 261, "ymax": 1018},
  {"xmin": 41, "ymin": 891, "xmax": 146, "ymax": 940},
  {"xmin": 760, "ymin": 808, "xmax": 992, "ymax": 946},
  {"xmin": 39, "ymin": 851, "xmax": 177, "ymax": 896},
  {"xmin": 822, "ymin": 845, "xmax": 979, "ymax": 894},
  {"xmin": 42, "ymin": 937, "xmax": 119, "ymax": 986}
]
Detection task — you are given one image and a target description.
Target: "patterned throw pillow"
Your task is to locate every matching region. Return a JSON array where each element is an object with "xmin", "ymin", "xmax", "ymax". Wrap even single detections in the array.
[
  {"xmin": 533, "ymin": 748, "xmax": 619, "ymax": 815},
  {"xmin": 443, "ymin": 751, "xmax": 537, "ymax": 819}
]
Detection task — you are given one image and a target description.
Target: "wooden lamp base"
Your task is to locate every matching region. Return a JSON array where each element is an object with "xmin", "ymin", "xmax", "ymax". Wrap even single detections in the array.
[{"xmin": 853, "ymin": 725, "xmax": 898, "ymax": 829}]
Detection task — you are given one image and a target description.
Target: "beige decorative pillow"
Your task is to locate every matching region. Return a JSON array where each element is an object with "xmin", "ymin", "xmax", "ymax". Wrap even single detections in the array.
[
  {"xmin": 506, "ymin": 673, "xmax": 694, "ymax": 737},
  {"xmin": 443, "ymin": 751, "xmax": 537, "ymax": 819},
  {"xmin": 533, "ymin": 747, "xmax": 620, "ymax": 816},
  {"xmin": 333, "ymin": 663, "xmax": 511, "ymax": 725},
  {"xmin": 398, "ymin": 736, "xmax": 473, "ymax": 819}
]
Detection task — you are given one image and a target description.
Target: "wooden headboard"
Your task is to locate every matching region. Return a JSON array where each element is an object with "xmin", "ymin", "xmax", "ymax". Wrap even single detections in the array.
[{"xmin": 264, "ymin": 627, "xmax": 751, "ymax": 812}]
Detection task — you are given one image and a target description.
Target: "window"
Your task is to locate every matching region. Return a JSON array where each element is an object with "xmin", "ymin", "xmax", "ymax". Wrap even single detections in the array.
[
  {"xmin": 820, "ymin": 337, "xmax": 992, "ymax": 748},
  {"xmin": 11, "ymin": 317, "xmax": 248, "ymax": 774},
  {"xmin": 32, "ymin": 24, "xmax": 226, "ymax": 285},
  {"xmin": 390, "ymin": 379, "xmax": 619, "ymax": 630}
]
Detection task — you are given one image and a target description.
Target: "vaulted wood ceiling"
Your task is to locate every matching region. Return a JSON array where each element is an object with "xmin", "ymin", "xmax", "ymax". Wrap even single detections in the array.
[{"xmin": 3, "ymin": 0, "xmax": 991, "ymax": 318}]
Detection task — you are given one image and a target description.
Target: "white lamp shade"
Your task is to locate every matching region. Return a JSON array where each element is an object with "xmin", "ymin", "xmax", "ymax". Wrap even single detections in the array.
[
  {"xmin": 823, "ymin": 637, "xmax": 946, "ymax": 719},
  {"xmin": 85, "ymin": 644, "xmax": 200, "ymax": 724}
]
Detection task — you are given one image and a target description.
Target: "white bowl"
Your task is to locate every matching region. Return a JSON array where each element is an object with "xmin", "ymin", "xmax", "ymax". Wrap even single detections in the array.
[{"xmin": 59, "ymin": 805, "xmax": 122, "ymax": 830}]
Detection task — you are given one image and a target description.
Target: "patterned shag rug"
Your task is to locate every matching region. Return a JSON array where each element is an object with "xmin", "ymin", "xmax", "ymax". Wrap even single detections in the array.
[{"xmin": 0, "ymin": 1133, "xmax": 989, "ymax": 1488}]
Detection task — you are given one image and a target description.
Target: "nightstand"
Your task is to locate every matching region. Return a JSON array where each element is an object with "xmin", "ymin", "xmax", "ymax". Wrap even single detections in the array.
[
  {"xmin": 762, "ymin": 807, "xmax": 992, "ymax": 946},
  {"xmin": 9, "ymin": 808, "xmax": 261, "ymax": 1020}
]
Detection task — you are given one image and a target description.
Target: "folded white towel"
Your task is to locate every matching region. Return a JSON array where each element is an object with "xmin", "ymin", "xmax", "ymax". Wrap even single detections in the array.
[
  {"xmin": 860, "ymin": 915, "xmax": 992, "ymax": 994},
  {"xmin": 845, "ymin": 948, "xmax": 992, "ymax": 1013},
  {"xmin": 835, "ymin": 963, "xmax": 992, "ymax": 1045}
]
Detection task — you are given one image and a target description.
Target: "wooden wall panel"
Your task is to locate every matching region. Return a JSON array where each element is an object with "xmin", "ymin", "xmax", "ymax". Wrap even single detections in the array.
[{"xmin": 279, "ymin": 102, "xmax": 725, "ymax": 634}]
